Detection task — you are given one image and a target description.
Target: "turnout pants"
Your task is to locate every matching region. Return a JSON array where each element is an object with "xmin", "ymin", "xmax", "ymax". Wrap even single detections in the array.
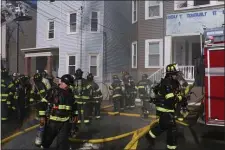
[
  {"xmin": 141, "ymin": 99, "xmax": 149, "ymax": 115},
  {"xmin": 42, "ymin": 120, "xmax": 70, "ymax": 150},
  {"xmin": 94, "ymin": 100, "xmax": 101, "ymax": 118},
  {"xmin": 113, "ymin": 96, "xmax": 122, "ymax": 112},
  {"xmin": 77, "ymin": 102, "xmax": 90, "ymax": 124},
  {"xmin": 148, "ymin": 111, "xmax": 177, "ymax": 149},
  {"xmin": 1, "ymin": 101, "xmax": 9, "ymax": 121}
]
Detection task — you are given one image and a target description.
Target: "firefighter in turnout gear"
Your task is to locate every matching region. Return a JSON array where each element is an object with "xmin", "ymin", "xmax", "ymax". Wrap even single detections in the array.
[
  {"xmin": 41, "ymin": 71, "xmax": 51, "ymax": 90},
  {"xmin": 121, "ymin": 71, "xmax": 131, "ymax": 109},
  {"xmin": 37, "ymin": 74, "xmax": 77, "ymax": 150},
  {"xmin": 74, "ymin": 68, "xmax": 92, "ymax": 124},
  {"xmin": 7, "ymin": 76, "xmax": 26, "ymax": 123},
  {"xmin": 1, "ymin": 68, "xmax": 12, "ymax": 121},
  {"xmin": 145, "ymin": 63, "xmax": 185, "ymax": 150},
  {"xmin": 109, "ymin": 75, "xmax": 123, "ymax": 112},
  {"xmin": 87, "ymin": 73, "xmax": 103, "ymax": 119},
  {"xmin": 30, "ymin": 73, "xmax": 48, "ymax": 121},
  {"xmin": 136, "ymin": 74, "xmax": 152, "ymax": 118},
  {"xmin": 126, "ymin": 75, "xmax": 136, "ymax": 108}
]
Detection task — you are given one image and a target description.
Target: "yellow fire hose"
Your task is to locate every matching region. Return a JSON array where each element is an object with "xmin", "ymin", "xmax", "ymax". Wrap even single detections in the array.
[
  {"xmin": 1, "ymin": 108, "xmax": 189, "ymax": 146},
  {"xmin": 1, "ymin": 124, "xmax": 40, "ymax": 145},
  {"xmin": 69, "ymin": 125, "xmax": 149, "ymax": 144},
  {"xmin": 124, "ymin": 119, "xmax": 159, "ymax": 150}
]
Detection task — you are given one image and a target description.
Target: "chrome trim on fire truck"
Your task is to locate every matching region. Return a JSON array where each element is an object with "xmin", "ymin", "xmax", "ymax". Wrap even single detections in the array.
[
  {"xmin": 205, "ymin": 67, "xmax": 225, "ymax": 76},
  {"xmin": 207, "ymin": 50, "xmax": 211, "ymax": 119},
  {"xmin": 205, "ymin": 43, "xmax": 225, "ymax": 49},
  {"xmin": 206, "ymin": 120, "xmax": 225, "ymax": 127},
  {"xmin": 208, "ymin": 47, "xmax": 225, "ymax": 51}
]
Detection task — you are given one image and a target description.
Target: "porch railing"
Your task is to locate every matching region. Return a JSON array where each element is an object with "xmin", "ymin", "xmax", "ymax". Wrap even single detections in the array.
[
  {"xmin": 148, "ymin": 68, "xmax": 164, "ymax": 83},
  {"xmin": 178, "ymin": 66, "xmax": 195, "ymax": 82},
  {"xmin": 148, "ymin": 66, "xmax": 195, "ymax": 84}
]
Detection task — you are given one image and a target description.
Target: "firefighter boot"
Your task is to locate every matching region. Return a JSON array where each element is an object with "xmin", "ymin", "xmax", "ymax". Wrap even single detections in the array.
[
  {"xmin": 35, "ymin": 125, "xmax": 45, "ymax": 147},
  {"xmin": 145, "ymin": 132, "xmax": 155, "ymax": 146}
]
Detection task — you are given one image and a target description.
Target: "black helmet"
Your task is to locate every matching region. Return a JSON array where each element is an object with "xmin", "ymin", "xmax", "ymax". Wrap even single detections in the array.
[
  {"xmin": 112, "ymin": 75, "xmax": 119, "ymax": 80},
  {"xmin": 41, "ymin": 71, "xmax": 47, "ymax": 78},
  {"xmin": 87, "ymin": 73, "xmax": 94, "ymax": 81},
  {"xmin": 60, "ymin": 74, "xmax": 74, "ymax": 86},
  {"xmin": 166, "ymin": 63, "xmax": 179, "ymax": 74},
  {"xmin": 75, "ymin": 68, "xmax": 83, "ymax": 79},
  {"xmin": 33, "ymin": 73, "xmax": 42, "ymax": 82},
  {"xmin": 1, "ymin": 68, "xmax": 8, "ymax": 77},
  {"xmin": 142, "ymin": 74, "xmax": 148, "ymax": 80}
]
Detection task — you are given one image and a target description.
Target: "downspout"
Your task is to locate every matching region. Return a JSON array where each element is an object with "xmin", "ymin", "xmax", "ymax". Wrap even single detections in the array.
[
  {"xmin": 162, "ymin": 1, "xmax": 165, "ymax": 68},
  {"xmin": 80, "ymin": 1, "xmax": 84, "ymax": 69}
]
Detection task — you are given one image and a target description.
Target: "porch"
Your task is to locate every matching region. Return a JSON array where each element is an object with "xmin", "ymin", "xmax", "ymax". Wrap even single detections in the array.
[{"xmin": 21, "ymin": 46, "xmax": 59, "ymax": 77}]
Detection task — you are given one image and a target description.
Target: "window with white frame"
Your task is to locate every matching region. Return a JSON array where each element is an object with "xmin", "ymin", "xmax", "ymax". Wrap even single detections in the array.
[
  {"xmin": 48, "ymin": 21, "xmax": 54, "ymax": 39},
  {"xmin": 91, "ymin": 12, "xmax": 98, "ymax": 32},
  {"xmin": 132, "ymin": 0, "xmax": 137, "ymax": 23},
  {"xmin": 69, "ymin": 13, "xmax": 77, "ymax": 33},
  {"xmin": 145, "ymin": 39, "xmax": 162, "ymax": 68},
  {"xmin": 132, "ymin": 41, "xmax": 137, "ymax": 68},
  {"xmin": 89, "ymin": 55, "xmax": 98, "ymax": 76},
  {"xmin": 145, "ymin": 0, "xmax": 163, "ymax": 19},
  {"xmin": 68, "ymin": 55, "xmax": 76, "ymax": 74},
  {"xmin": 174, "ymin": 0, "xmax": 224, "ymax": 10}
]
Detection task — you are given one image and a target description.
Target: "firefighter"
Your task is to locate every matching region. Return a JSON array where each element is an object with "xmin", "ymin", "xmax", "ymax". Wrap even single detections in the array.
[
  {"xmin": 7, "ymin": 76, "xmax": 26, "ymax": 124},
  {"xmin": 87, "ymin": 73, "xmax": 103, "ymax": 119},
  {"xmin": 121, "ymin": 71, "xmax": 130, "ymax": 109},
  {"xmin": 1, "ymin": 68, "xmax": 12, "ymax": 121},
  {"xmin": 127, "ymin": 75, "xmax": 136, "ymax": 108},
  {"xmin": 109, "ymin": 75, "xmax": 123, "ymax": 112},
  {"xmin": 18, "ymin": 75, "xmax": 32, "ymax": 119},
  {"xmin": 41, "ymin": 71, "xmax": 51, "ymax": 90},
  {"xmin": 145, "ymin": 63, "xmax": 185, "ymax": 150},
  {"xmin": 37, "ymin": 74, "xmax": 77, "ymax": 150},
  {"xmin": 29, "ymin": 73, "xmax": 48, "ymax": 121},
  {"xmin": 74, "ymin": 68, "xmax": 92, "ymax": 124},
  {"xmin": 136, "ymin": 74, "xmax": 152, "ymax": 118}
]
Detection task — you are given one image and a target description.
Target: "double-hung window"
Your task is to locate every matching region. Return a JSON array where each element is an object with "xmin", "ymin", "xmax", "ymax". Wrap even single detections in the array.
[
  {"xmin": 69, "ymin": 13, "xmax": 77, "ymax": 33},
  {"xmin": 145, "ymin": 39, "xmax": 163, "ymax": 68},
  {"xmin": 91, "ymin": 12, "xmax": 98, "ymax": 32},
  {"xmin": 48, "ymin": 20, "xmax": 54, "ymax": 39},
  {"xmin": 89, "ymin": 55, "xmax": 98, "ymax": 76},
  {"xmin": 68, "ymin": 55, "xmax": 76, "ymax": 75},
  {"xmin": 132, "ymin": 0, "xmax": 137, "ymax": 23},
  {"xmin": 132, "ymin": 41, "xmax": 137, "ymax": 68},
  {"xmin": 145, "ymin": 0, "xmax": 163, "ymax": 20}
]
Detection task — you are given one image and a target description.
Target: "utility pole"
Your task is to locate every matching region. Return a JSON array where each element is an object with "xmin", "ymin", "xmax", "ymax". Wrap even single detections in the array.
[
  {"xmin": 13, "ymin": 1, "xmax": 32, "ymax": 73},
  {"xmin": 16, "ymin": 21, "xmax": 20, "ymax": 72},
  {"xmin": 80, "ymin": 5, "xmax": 83, "ymax": 69}
]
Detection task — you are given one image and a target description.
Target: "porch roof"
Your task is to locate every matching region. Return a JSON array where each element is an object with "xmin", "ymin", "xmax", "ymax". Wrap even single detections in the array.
[{"xmin": 21, "ymin": 46, "xmax": 59, "ymax": 57}]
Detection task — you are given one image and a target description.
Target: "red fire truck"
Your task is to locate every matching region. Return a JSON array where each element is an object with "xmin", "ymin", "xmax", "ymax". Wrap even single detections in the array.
[{"xmin": 203, "ymin": 26, "xmax": 225, "ymax": 126}]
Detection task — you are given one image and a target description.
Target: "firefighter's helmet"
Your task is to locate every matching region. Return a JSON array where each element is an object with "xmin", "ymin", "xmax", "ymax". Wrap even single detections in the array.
[
  {"xmin": 33, "ymin": 73, "xmax": 42, "ymax": 82},
  {"xmin": 112, "ymin": 75, "xmax": 119, "ymax": 80},
  {"xmin": 60, "ymin": 74, "xmax": 74, "ymax": 86},
  {"xmin": 166, "ymin": 63, "xmax": 179, "ymax": 74},
  {"xmin": 1, "ymin": 68, "xmax": 8, "ymax": 77},
  {"xmin": 75, "ymin": 68, "xmax": 83, "ymax": 79},
  {"xmin": 142, "ymin": 74, "xmax": 148, "ymax": 80},
  {"xmin": 87, "ymin": 73, "xmax": 94, "ymax": 81},
  {"xmin": 41, "ymin": 71, "xmax": 48, "ymax": 78}
]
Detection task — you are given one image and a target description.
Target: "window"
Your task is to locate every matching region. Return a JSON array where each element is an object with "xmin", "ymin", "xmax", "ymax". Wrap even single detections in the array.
[
  {"xmin": 69, "ymin": 13, "xmax": 77, "ymax": 33},
  {"xmin": 50, "ymin": 0, "xmax": 55, "ymax": 2},
  {"xmin": 89, "ymin": 55, "xmax": 98, "ymax": 76},
  {"xmin": 194, "ymin": 0, "xmax": 210, "ymax": 6},
  {"xmin": 91, "ymin": 12, "xmax": 98, "ymax": 32},
  {"xmin": 67, "ymin": 56, "xmax": 76, "ymax": 74},
  {"xmin": 174, "ymin": 0, "xmax": 224, "ymax": 10},
  {"xmin": 145, "ymin": 39, "xmax": 163, "ymax": 68},
  {"xmin": 145, "ymin": 0, "xmax": 163, "ymax": 20},
  {"xmin": 176, "ymin": 1, "xmax": 188, "ymax": 9},
  {"xmin": 48, "ymin": 21, "xmax": 54, "ymax": 39},
  {"xmin": 132, "ymin": 0, "xmax": 137, "ymax": 23},
  {"xmin": 132, "ymin": 41, "xmax": 137, "ymax": 68}
]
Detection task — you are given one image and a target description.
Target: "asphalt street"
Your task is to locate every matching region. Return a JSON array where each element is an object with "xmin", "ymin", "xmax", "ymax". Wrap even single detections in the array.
[{"xmin": 2, "ymin": 102, "xmax": 225, "ymax": 150}]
